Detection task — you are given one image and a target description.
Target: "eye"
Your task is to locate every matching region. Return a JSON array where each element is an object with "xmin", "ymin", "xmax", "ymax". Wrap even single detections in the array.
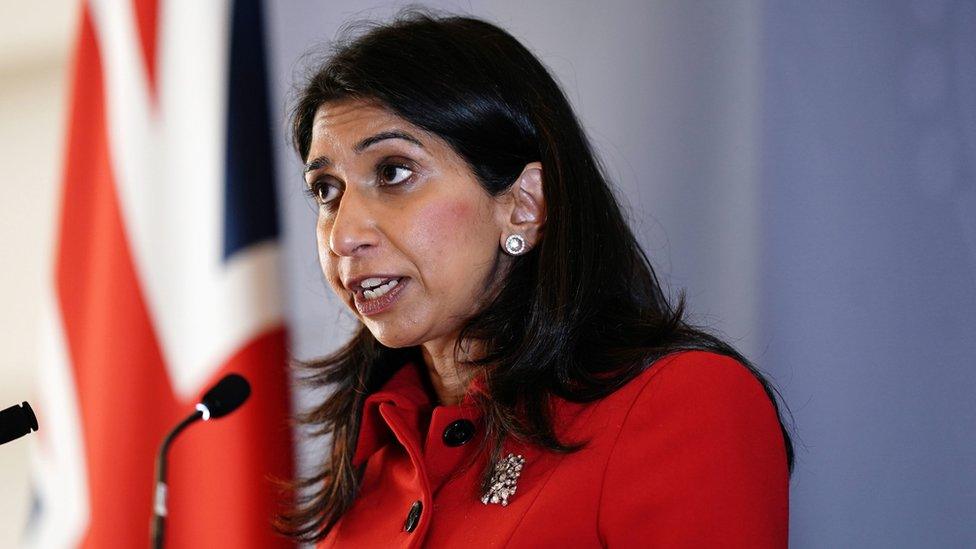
[
  {"xmin": 377, "ymin": 163, "xmax": 413, "ymax": 186},
  {"xmin": 304, "ymin": 181, "xmax": 340, "ymax": 206}
]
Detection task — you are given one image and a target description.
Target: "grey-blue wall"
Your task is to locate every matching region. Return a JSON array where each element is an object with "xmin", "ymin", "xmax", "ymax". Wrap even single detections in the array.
[
  {"xmin": 763, "ymin": 1, "xmax": 976, "ymax": 546},
  {"xmin": 266, "ymin": 2, "xmax": 976, "ymax": 547}
]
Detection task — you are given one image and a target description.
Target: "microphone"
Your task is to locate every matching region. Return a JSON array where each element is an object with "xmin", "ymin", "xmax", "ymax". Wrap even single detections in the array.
[
  {"xmin": 151, "ymin": 374, "xmax": 250, "ymax": 549},
  {"xmin": 1, "ymin": 401, "xmax": 39, "ymax": 446},
  {"xmin": 196, "ymin": 373, "xmax": 251, "ymax": 420}
]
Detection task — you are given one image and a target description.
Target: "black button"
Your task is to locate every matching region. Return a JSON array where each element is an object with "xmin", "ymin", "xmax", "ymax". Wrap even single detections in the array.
[
  {"xmin": 442, "ymin": 419, "xmax": 476, "ymax": 447},
  {"xmin": 403, "ymin": 500, "xmax": 422, "ymax": 533}
]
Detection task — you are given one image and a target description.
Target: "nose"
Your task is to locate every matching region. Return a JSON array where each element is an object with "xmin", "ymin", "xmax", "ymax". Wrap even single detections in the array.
[{"xmin": 326, "ymin": 187, "xmax": 378, "ymax": 257}]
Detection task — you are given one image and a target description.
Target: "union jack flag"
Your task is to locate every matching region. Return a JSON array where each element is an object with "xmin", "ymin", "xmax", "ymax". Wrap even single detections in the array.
[{"xmin": 27, "ymin": 0, "xmax": 294, "ymax": 546}]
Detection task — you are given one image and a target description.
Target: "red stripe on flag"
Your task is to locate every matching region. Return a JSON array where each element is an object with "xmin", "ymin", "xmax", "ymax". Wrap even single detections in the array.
[
  {"xmin": 54, "ymin": 6, "xmax": 293, "ymax": 546},
  {"xmin": 168, "ymin": 328, "xmax": 293, "ymax": 547},
  {"xmin": 132, "ymin": 0, "xmax": 159, "ymax": 99},
  {"xmin": 56, "ymin": 8, "xmax": 179, "ymax": 546}
]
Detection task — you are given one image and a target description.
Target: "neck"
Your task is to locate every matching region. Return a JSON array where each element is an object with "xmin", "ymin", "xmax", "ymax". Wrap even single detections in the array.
[{"xmin": 420, "ymin": 337, "xmax": 478, "ymax": 406}]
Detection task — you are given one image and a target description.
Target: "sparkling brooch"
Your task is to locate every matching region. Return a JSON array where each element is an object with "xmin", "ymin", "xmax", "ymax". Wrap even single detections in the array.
[{"xmin": 481, "ymin": 453, "xmax": 525, "ymax": 506}]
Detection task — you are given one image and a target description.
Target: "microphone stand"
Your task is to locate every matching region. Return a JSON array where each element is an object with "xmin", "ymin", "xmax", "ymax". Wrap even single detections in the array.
[
  {"xmin": 150, "ymin": 410, "xmax": 202, "ymax": 549},
  {"xmin": 149, "ymin": 373, "xmax": 249, "ymax": 548}
]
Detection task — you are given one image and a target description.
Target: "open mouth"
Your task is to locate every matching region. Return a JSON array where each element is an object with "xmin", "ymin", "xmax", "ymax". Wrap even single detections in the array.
[
  {"xmin": 353, "ymin": 277, "xmax": 409, "ymax": 317},
  {"xmin": 358, "ymin": 276, "xmax": 403, "ymax": 300}
]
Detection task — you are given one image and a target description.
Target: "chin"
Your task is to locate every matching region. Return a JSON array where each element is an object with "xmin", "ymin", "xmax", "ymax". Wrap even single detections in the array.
[{"xmin": 365, "ymin": 324, "xmax": 422, "ymax": 349}]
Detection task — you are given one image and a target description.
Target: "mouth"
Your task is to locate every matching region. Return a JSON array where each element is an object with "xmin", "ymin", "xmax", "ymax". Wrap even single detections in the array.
[{"xmin": 352, "ymin": 276, "xmax": 409, "ymax": 317}]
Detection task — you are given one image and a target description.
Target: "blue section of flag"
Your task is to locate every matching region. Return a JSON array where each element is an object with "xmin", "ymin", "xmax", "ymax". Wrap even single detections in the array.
[{"xmin": 223, "ymin": 0, "xmax": 279, "ymax": 259}]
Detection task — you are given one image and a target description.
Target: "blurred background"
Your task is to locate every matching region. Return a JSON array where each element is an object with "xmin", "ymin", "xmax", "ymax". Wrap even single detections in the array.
[
  {"xmin": 1, "ymin": 0, "xmax": 974, "ymax": 547},
  {"xmin": 0, "ymin": 0, "xmax": 76, "ymax": 544}
]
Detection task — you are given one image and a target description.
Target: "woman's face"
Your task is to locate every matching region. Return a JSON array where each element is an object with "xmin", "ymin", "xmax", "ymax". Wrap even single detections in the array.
[{"xmin": 305, "ymin": 98, "xmax": 507, "ymax": 350}]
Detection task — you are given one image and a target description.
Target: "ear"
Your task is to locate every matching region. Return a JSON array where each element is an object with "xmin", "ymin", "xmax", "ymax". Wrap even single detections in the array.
[{"xmin": 497, "ymin": 162, "xmax": 546, "ymax": 251}]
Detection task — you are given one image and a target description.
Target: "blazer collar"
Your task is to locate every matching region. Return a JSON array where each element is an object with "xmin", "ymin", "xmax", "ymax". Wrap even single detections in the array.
[{"xmin": 352, "ymin": 360, "xmax": 483, "ymax": 467}]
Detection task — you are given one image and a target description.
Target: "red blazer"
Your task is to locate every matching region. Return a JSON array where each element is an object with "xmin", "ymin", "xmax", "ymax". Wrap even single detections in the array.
[{"xmin": 317, "ymin": 350, "xmax": 789, "ymax": 548}]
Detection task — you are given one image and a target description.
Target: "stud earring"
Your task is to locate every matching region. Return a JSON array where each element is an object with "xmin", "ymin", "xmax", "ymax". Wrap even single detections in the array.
[{"xmin": 504, "ymin": 234, "xmax": 527, "ymax": 255}]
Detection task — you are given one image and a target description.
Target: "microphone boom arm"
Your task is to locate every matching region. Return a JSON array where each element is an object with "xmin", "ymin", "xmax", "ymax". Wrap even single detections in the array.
[
  {"xmin": 149, "ymin": 373, "xmax": 250, "ymax": 548},
  {"xmin": 150, "ymin": 409, "xmax": 202, "ymax": 549}
]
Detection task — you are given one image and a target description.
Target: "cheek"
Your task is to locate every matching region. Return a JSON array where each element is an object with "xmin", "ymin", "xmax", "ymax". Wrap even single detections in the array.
[
  {"xmin": 412, "ymin": 200, "xmax": 472, "ymax": 254},
  {"xmin": 407, "ymin": 198, "xmax": 496, "ymax": 288},
  {"xmin": 316, "ymin": 218, "xmax": 343, "ymax": 291},
  {"xmin": 315, "ymin": 218, "xmax": 328, "ymax": 259}
]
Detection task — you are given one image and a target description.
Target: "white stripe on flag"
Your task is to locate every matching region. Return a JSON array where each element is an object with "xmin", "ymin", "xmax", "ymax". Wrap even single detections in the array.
[
  {"xmin": 24, "ymin": 291, "xmax": 90, "ymax": 549},
  {"xmin": 88, "ymin": 0, "xmax": 281, "ymax": 399}
]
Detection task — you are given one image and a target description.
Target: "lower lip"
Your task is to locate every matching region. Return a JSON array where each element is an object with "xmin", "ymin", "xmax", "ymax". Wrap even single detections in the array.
[{"xmin": 354, "ymin": 278, "xmax": 409, "ymax": 317}]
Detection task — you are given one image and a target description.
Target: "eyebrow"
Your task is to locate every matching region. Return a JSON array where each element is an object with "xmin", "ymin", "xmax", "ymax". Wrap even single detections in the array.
[
  {"xmin": 355, "ymin": 130, "xmax": 424, "ymax": 153},
  {"xmin": 304, "ymin": 130, "xmax": 425, "ymax": 174},
  {"xmin": 304, "ymin": 156, "xmax": 330, "ymax": 174}
]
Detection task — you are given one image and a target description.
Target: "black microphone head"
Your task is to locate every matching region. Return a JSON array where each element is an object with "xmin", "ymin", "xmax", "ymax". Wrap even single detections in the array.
[
  {"xmin": 199, "ymin": 374, "xmax": 250, "ymax": 420},
  {"xmin": 1, "ymin": 401, "xmax": 39, "ymax": 445}
]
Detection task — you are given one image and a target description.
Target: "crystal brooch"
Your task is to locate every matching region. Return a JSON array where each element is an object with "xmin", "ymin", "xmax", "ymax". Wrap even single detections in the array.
[{"xmin": 481, "ymin": 453, "xmax": 525, "ymax": 506}]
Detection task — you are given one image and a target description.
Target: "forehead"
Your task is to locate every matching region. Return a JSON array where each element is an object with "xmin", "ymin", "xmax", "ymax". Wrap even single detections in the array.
[{"xmin": 310, "ymin": 99, "xmax": 414, "ymax": 150}]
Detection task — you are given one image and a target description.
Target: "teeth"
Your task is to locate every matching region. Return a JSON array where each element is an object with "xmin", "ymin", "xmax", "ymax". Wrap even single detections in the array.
[
  {"xmin": 360, "ymin": 277, "xmax": 388, "ymax": 289},
  {"xmin": 362, "ymin": 278, "xmax": 399, "ymax": 300}
]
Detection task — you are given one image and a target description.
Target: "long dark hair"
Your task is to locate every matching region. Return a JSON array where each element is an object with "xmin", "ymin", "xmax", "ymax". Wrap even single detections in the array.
[{"xmin": 278, "ymin": 11, "xmax": 794, "ymax": 542}]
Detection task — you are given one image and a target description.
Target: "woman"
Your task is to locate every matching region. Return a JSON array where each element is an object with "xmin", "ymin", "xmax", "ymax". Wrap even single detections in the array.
[{"xmin": 280, "ymin": 12, "xmax": 793, "ymax": 548}]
